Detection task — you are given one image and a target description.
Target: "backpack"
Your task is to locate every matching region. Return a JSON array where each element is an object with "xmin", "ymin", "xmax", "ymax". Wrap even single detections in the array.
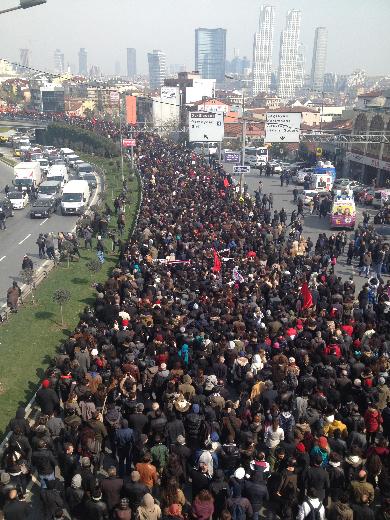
[
  {"xmin": 306, "ymin": 501, "xmax": 322, "ymax": 520},
  {"xmin": 230, "ymin": 501, "xmax": 246, "ymax": 520}
]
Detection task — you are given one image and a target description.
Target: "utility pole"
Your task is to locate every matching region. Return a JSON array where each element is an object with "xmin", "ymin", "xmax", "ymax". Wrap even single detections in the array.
[
  {"xmin": 240, "ymin": 88, "xmax": 246, "ymax": 193},
  {"xmin": 118, "ymin": 93, "xmax": 124, "ymax": 182}
]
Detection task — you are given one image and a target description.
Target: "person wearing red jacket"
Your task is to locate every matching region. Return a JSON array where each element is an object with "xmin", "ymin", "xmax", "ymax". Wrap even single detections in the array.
[{"xmin": 364, "ymin": 405, "xmax": 383, "ymax": 445}]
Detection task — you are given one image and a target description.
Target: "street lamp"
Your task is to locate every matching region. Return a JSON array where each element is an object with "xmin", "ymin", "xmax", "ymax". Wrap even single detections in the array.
[{"xmin": 0, "ymin": 0, "xmax": 46, "ymax": 15}]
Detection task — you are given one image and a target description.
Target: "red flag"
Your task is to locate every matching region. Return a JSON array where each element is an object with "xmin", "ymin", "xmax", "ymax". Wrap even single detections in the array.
[
  {"xmin": 223, "ymin": 178, "xmax": 230, "ymax": 188},
  {"xmin": 301, "ymin": 282, "xmax": 313, "ymax": 309},
  {"xmin": 212, "ymin": 249, "xmax": 222, "ymax": 273}
]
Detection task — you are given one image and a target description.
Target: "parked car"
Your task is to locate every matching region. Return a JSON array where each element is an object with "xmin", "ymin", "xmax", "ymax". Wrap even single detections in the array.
[
  {"xmin": 268, "ymin": 161, "xmax": 282, "ymax": 174},
  {"xmin": 7, "ymin": 190, "xmax": 29, "ymax": 209},
  {"xmin": 30, "ymin": 197, "xmax": 58, "ymax": 218},
  {"xmin": 80, "ymin": 172, "xmax": 97, "ymax": 190}
]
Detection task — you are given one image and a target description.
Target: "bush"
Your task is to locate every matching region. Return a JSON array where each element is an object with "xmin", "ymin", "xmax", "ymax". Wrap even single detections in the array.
[{"xmin": 38, "ymin": 123, "xmax": 120, "ymax": 157}]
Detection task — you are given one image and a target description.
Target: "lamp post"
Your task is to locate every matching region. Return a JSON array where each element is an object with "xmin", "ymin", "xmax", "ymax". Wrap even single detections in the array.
[{"xmin": 0, "ymin": 0, "xmax": 46, "ymax": 15}]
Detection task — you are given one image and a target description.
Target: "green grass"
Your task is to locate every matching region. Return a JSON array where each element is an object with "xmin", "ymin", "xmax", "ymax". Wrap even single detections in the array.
[{"xmin": 0, "ymin": 155, "xmax": 140, "ymax": 436}]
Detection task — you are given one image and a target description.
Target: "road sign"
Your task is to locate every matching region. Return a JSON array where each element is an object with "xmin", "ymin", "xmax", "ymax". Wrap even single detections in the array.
[
  {"xmin": 224, "ymin": 151, "xmax": 240, "ymax": 163},
  {"xmin": 123, "ymin": 138, "xmax": 136, "ymax": 148},
  {"xmin": 233, "ymin": 165, "xmax": 250, "ymax": 174},
  {"xmin": 189, "ymin": 112, "xmax": 224, "ymax": 143},
  {"xmin": 265, "ymin": 112, "xmax": 301, "ymax": 143}
]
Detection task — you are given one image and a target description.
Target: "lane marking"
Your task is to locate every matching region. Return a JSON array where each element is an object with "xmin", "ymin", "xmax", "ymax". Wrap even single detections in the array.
[
  {"xmin": 0, "ymin": 256, "xmax": 5, "ymax": 262},
  {"xmin": 39, "ymin": 218, "xmax": 48, "ymax": 226},
  {"xmin": 18, "ymin": 233, "xmax": 31, "ymax": 245}
]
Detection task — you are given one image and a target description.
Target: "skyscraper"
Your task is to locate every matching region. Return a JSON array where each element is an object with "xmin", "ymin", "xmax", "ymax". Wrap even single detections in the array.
[
  {"xmin": 296, "ymin": 43, "xmax": 305, "ymax": 91},
  {"xmin": 127, "ymin": 48, "xmax": 136, "ymax": 78},
  {"xmin": 252, "ymin": 5, "xmax": 275, "ymax": 95},
  {"xmin": 195, "ymin": 28, "xmax": 226, "ymax": 83},
  {"xmin": 78, "ymin": 48, "xmax": 88, "ymax": 76},
  {"xmin": 19, "ymin": 48, "xmax": 30, "ymax": 71},
  {"xmin": 277, "ymin": 9, "xmax": 301, "ymax": 100},
  {"xmin": 147, "ymin": 50, "xmax": 166, "ymax": 90},
  {"xmin": 311, "ymin": 27, "xmax": 328, "ymax": 91},
  {"xmin": 54, "ymin": 49, "xmax": 64, "ymax": 75}
]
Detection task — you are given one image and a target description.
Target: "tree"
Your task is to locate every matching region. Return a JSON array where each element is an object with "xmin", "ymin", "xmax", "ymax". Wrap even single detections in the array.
[
  {"xmin": 86, "ymin": 259, "xmax": 102, "ymax": 278},
  {"xmin": 52, "ymin": 289, "xmax": 71, "ymax": 327},
  {"xmin": 60, "ymin": 241, "xmax": 74, "ymax": 268},
  {"xmin": 19, "ymin": 268, "xmax": 35, "ymax": 304}
]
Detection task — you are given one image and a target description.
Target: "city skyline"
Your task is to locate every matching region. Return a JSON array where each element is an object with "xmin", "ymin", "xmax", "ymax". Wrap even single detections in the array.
[
  {"xmin": 0, "ymin": 0, "xmax": 388, "ymax": 77},
  {"xmin": 195, "ymin": 28, "xmax": 226, "ymax": 84},
  {"xmin": 311, "ymin": 27, "xmax": 328, "ymax": 91},
  {"xmin": 277, "ymin": 9, "xmax": 302, "ymax": 99}
]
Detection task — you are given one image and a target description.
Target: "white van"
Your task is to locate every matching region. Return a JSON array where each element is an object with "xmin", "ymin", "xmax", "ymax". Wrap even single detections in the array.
[
  {"xmin": 59, "ymin": 148, "xmax": 75, "ymax": 159},
  {"xmin": 61, "ymin": 180, "xmax": 90, "ymax": 216},
  {"xmin": 47, "ymin": 164, "xmax": 69, "ymax": 189},
  {"xmin": 66, "ymin": 154, "xmax": 80, "ymax": 167}
]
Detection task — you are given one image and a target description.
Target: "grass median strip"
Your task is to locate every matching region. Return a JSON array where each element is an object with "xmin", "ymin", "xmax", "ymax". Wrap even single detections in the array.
[{"xmin": 0, "ymin": 155, "xmax": 140, "ymax": 437}]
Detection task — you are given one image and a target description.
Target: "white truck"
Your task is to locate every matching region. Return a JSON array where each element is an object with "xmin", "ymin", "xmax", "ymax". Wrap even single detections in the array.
[
  {"xmin": 13, "ymin": 161, "xmax": 42, "ymax": 191},
  {"xmin": 61, "ymin": 179, "xmax": 90, "ymax": 216}
]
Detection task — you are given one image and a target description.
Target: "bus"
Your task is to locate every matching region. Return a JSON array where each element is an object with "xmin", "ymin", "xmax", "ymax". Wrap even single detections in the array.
[
  {"xmin": 244, "ymin": 146, "xmax": 268, "ymax": 167},
  {"xmin": 330, "ymin": 190, "xmax": 356, "ymax": 229}
]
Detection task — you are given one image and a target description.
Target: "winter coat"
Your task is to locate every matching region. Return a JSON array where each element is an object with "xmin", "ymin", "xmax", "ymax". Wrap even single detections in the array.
[
  {"xmin": 364, "ymin": 408, "xmax": 382, "ymax": 433},
  {"xmin": 327, "ymin": 501, "xmax": 353, "ymax": 520}
]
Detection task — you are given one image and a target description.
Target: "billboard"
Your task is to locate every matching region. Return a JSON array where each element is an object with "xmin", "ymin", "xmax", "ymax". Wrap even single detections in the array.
[
  {"xmin": 125, "ymin": 95, "xmax": 137, "ymax": 125},
  {"xmin": 189, "ymin": 112, "xmax": 224, "ymax": 142},
  {"xmin": 265, "ymin": 112, "xmax": 301, "ymax": 143},
  {"xmin": 160, "ymin": 86, "xmax": 180, "ymax": 105}
]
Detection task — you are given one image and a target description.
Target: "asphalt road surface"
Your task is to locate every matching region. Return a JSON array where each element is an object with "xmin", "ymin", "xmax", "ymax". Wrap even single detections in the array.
[
  {"xmin": 0, "ymin": 155, "xmax": 100, "ymax": 308},
  {"xmin": 225, "ymin": 163, "xmax": 387, "ymax": 293}
]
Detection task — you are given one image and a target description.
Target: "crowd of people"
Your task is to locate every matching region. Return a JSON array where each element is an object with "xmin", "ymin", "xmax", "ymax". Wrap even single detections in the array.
[{"xmin": 2, "ymin": 126, "xmax": 390, "ymax": 520}]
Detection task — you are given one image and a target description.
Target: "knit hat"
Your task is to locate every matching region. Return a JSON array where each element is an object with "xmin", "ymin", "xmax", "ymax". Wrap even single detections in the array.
[
  {"xmin": 91, "ymin": 348, "xmax": 98, "ymax": 356},
  {"xmin": 177, "ymin": 435, "xmax": 186, "ymax": 445},
  {"xmin": 379, "ymin": 377, "xmax": 386, "ymax": 385},
  {"xmin": 71, "ymin": 474, "xmax": 82, "ymax": 488},
  {"xmin": 354, "ymin": 378, "xmax": 362, "ymax": 387},
  {"xmin": 318, "ymin": 436, "xmax": 328, "ymax": 449},
  {"xmin": 131, "ymin": 471, "xmax": 141, "ymax": 482},
  {"xmin": 42, "ymin": 379, "xmax": 50, "ymax": 388},
  {"xmin": 296, "ymin": 442, "xmax": 306, "ymax": 453},
  {"xmin": 192, "ymin": 404, "xmax": 200, "ymax": 414}
]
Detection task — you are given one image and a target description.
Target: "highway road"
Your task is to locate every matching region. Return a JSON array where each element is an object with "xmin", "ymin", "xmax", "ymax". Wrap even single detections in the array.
[{"xmin": 0, "ymin": 155, "xmax": 100, "ymax": 308}]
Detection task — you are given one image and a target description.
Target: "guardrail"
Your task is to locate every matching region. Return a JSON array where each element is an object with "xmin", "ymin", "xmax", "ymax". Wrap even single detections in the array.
[{"xmin": 0, "ymin": 153, "xmax": 16, "ymax": 167}]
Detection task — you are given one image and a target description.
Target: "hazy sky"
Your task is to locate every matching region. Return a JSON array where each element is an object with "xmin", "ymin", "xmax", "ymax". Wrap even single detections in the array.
[{"xmin": 1, "ymin": 0, "xmax": 389, "ymax": 76}]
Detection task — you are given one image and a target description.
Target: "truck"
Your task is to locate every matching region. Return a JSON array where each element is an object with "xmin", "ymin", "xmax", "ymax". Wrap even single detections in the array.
[
  {"xmin": 61, "ymin": 179, "xmax": 90, "ymax": 216},
  {"xmin": 13, "ymin": 161, "xmax": 42, "ymax": 191}
]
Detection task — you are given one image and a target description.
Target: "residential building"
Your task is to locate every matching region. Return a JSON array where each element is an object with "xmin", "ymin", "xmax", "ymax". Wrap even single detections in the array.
[
  {"xmin": 311, "ymin": 27, "xmax": 327, "ymax": 91},
  {"xmin": 127, "ymin": 48, "xmax": 136, "ymax": 78},
  {"xmin": 78, "ymin": 48, "xmax": 88, "ymax": 76},
  {"xmin": 277, "ymin": 9, "xmax": 301, "ymax": 100},
  {"xmin": 195, "ymin": 28, "xmax": 226, "ymax": 84},
  {"xmin": 252, "ymin": 5, "xmax": 275, "ymax": 95},
  {"xmin": 346, "ymin": 90, "xmax": 390, "ymax": 186},
  {"xmin": 31, "ymin": 84, "xmax": 65, "ymax": 112},
  {"xmin": 53, "ymin": 49, "xmax": 64, "ymax": 75},
  {"xmin": 148, "ymin": 49, "xmax": 167, "ymax": 90}
]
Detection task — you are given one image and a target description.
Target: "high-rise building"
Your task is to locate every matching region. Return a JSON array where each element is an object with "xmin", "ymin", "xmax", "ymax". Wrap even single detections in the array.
[
  {"xmin": 115, "ymin": 61, "xmax": 121, "ymax": 76},
  {"xmin": 311, "ymin": 27, "xmax": 327, "ymax": 91},
  {"xmin": 195, "ymin": 28, "xmax": 226, "ymax": 83},
  {"xmin": 252, "ymin": 5, "xmax": 275, "ymax": 95},
  {"xmin": 147, "ymin": 50, "xmax": 167, "ymax": 90},
  {"xmin": 54, "ymin": 49, "xmax": 64, "ymax": 75},
  {"xmin": 127, "ymin": 48, "xmax": 136, "ymax": 78},
  {"xmin": 19, "ymin": 48, "xmax": 30, "ymax": 71},
  {"xmin": 78, "ymin": 48, "xmax": 88, "ymax": 76},
  {"xmin": 277, "ymin": 9, "xmax": 301, "ymax": 100},
  {"xmin": 296, "ymin": 43, "xmax": 305, "ymax": 91}
]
